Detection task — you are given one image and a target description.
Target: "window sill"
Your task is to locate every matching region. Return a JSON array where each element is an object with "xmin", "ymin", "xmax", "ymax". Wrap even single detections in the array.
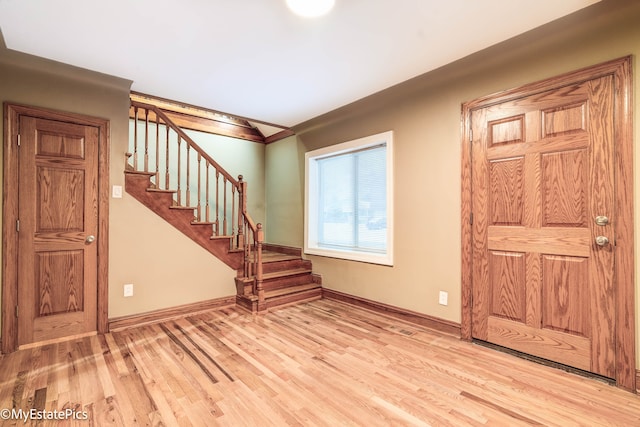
[{"xmin": 304, "ymin": 246, "xmax": 393, "ymax": 266}]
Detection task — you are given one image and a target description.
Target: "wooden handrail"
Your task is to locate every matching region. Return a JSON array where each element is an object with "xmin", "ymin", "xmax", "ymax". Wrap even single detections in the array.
[
  {"xmin": 129, "ymin": 100, "xmax": 264, "ymax": 301},
  {"xmin": 131, "ymin": 100, "xmax": 238, "ymax": 186}
]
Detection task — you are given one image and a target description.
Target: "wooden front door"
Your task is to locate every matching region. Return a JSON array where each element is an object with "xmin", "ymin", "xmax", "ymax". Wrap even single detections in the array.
[
  {"xmin": 2, "ymin": 104, "xmax": 109, "ymax": 353},
  {"xmin": 17, "ymin": 116, "xmax": 100, "ymax": 346},
  {"xmin": 465, "ymin": 59, "xmax": 634, "ymax": 384}
]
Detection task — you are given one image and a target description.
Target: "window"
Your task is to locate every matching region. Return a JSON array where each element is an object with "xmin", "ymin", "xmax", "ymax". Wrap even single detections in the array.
[{"xmin": 305, "ymin": 131, "xmax": 393, "ymax": 265}]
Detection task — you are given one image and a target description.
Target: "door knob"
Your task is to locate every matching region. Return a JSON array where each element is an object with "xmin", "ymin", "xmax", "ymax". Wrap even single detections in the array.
[
  {"xmin": 595, "ymin": 236, "xmax": 609, "ymax": 247},
  {"xmin": 595, "ymin": 216, "xmax": 609, "ymax": 226},
  {"xmin": 85, "ymin": 235, "xmax": 96, "ymax": 244}
]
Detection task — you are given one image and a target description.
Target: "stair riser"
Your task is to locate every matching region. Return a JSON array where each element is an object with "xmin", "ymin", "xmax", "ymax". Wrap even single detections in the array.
[
  {"xmin": 264, "ymin": 289, "xmax": 322, "ymax": 310},
  {"xmin": 261, "ymin": 259, "xmax": 312, "ymax": 274},
  {"xmin": 263, "ymin": 244, "xmax": 302, "ymax": 257},
  {"xmin": 262, "ymin": 273, "xmax": 314, "ymax": 291},
  {"xmin": 190, "ymin": 223, "xmax": 216, "ymax": 235}
]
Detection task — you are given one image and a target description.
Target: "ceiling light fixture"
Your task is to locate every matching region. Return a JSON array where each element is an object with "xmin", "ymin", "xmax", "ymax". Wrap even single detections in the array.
[{"xmin": 286, "ymin": 0, "xmax": 335, "ymax": 18}]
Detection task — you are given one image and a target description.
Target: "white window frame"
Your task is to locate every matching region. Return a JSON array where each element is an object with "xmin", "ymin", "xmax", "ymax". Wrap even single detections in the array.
[{"xmin": 304, "ymin": 131, "xmax": 394, "ymax": 266}]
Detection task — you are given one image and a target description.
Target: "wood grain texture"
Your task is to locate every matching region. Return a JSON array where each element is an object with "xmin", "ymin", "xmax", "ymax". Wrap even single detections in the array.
[
  {"xmin": 3, "ymin": 103, "xmax": 110, "ymax": 353},
  {"xmin": 587, "ymin": 75, "xmax": 616, "ymax": 379},
  {"xmin": 476, "ymin": 75, "xmax": 613, "ymax": 378},
  {"xmin": 489, "ymin": 114, "xmax": 524, "ymax": 145},
  {"xmin": 36, "ymin": 251, "xmax": 84, "ymax": 316},
  {"xmin": 541, "ymin": 149, "xmax": 586, "ymax": 226},
  {"xmin": 124, "ymin": 171, "xmax": 243, "ymax": 269},
  {"xmin": 37, "ymin": 131, "xmax": 85, "ymax": 158},
  {"xmin": 489, "ymin": 251, "xmax": 525, "ymax": 322},
  {"xmin": 460, "ymin": 103, "xmax": 473, "ymax": 341},
  {"xmin": 1, "ymin": 299, "xmax": 639, "ymax": 426},
  {"xmin": 488, "ymin": 226, "xmax": 590, "ymax": 257},
  {"xmin": 323, "ymin": 288, "xmax": 461, "ymax": 336},
  {"xmin": 612, "ymin": 55, "xmax": 635, "ymax": 392},
  {"xmin": 490, "ymin": 158, "xmax": 524, "ymax": 225},
  {"xmin": 541, "ymin": 102, "xmax": 586, "ymax": 137},
  {"xmin": 19, "ymin": 116, "xmax": 99, "ymax": 347},
  {"xmin": 541, "ymin": 255, "xmax": 588, "ymax": 337},
  {"xmin": 461, "ymin": 57, "xmax": 634, "ymax": 390},
  {"xmin": 130, "ymin": 91, "xmax": 294, "ymax": 144},
  {"xmin": 108, "ymin": 296, "xmax": 236, "ymax": 331}
]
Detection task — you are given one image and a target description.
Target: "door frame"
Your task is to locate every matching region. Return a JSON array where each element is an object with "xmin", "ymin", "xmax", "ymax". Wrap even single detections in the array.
[
  {"xmin": 460, "ymin": 57, "xmax": 635, "ymax": 391},
  {"xmin": 2, "ymin": 103, "xmax": 110, "ymax": 353}
]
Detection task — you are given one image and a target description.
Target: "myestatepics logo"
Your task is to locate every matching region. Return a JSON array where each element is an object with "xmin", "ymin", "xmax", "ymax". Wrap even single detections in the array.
[{"xmin": 1, "ymin": 408, "xmax": 89, "ymax": 423}]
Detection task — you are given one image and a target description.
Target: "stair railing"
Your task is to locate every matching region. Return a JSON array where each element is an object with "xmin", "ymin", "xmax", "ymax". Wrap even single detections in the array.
[{"xmin": 129, "ymin": 101, "xmax": 263, "ymax": 299}]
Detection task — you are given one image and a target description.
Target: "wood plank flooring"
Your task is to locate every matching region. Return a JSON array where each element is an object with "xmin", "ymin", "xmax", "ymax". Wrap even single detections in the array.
[{"xmin": 1, "ymin": 299, "xmax": 639, "ymax": 426}]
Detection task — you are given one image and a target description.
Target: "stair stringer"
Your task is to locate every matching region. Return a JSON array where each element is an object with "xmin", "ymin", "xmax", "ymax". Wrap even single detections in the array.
[{"xmin": 125, "ymin": 170, "xmax": 244, "ymax": 270}]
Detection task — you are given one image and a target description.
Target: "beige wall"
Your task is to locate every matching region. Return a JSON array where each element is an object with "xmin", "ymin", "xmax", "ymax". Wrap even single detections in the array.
[
  {"xmin": 183, "ymin": 129, "xmax": 266, "ymax": 226},
  {"xmin": 265, "ymin": 135, "xmax": 304, "ymax": 246},
  {"xmin": 265, "ymin": 0, "xmax": 640, "ymax": 362},
  {"xmin": 0, "ymin": 47, "xmax": 261, "ymax": 330}
]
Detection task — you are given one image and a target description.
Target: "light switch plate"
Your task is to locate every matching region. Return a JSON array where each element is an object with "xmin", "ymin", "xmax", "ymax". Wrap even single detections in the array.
[{"xmin": 112, "ymin": 185, "xmax": 123, "ymax": 198}]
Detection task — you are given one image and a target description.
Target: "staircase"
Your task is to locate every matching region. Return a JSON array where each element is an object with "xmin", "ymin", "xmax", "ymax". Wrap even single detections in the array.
[
  {"xmin": 235, "ymin": 246, "xmax": 322, "ymax": 312},
  {"xmin": 126, "ymin": 100, "xmax": 321, "ymax": 313}
]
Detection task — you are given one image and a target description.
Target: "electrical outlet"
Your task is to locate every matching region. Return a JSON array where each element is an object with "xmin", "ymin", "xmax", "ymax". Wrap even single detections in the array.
[
  {"xmin": 124, "ymin": 283, "xmax": 134, "ymax": 297},
  {"xmin": 438, "ymin": 290, "xmax": 448, "ymax": 306}
]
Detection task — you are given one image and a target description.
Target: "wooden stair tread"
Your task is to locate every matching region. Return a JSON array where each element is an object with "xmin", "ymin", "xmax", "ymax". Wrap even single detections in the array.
[
  {"xmin": 262, "ymin": 268, "xmax": 312, "ymax": 280},
  {"xmin": 124, "ymin": 171, "xmax": 243, "ymax": 269},
  {"xmin": 264, "ymin": 283, "xmax": 321, "ymax": 299},
  {"xmin": 210, "ymin": 235, "xmax": 233, "ymax": 240},
  {"xmin": 147, "ymin": 188, "xmax": 176, "ymax": 194},
  {"xmin": 169, "ymin": 205, "xmax": 197, "ymax": 210},
  {"xmin": 261, "ymin": 251, "xmax": 301, "ymax": 263},
  {"xmin": 125, "ymin": 170, "xmax": 155, "ymax": 176},
  {"xmin": 125, "ymin": 169, "xmax": 321, "ymax": 312}
]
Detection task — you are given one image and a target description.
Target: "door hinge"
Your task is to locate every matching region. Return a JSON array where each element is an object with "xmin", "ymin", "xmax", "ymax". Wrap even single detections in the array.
[
  {"xmin": 15, "ymin": 305, "xmax": 19, "ymax": 318},
  {"xmin": 16, "ymin": 219, "xmax": 20, "ymax": 232},
  {"xmin": 469, "ymin": 129, "xmax": 473, "ymax": 143},
  {"xmin": 470, "ymin": 213, "xmax": 473, "ymax": 225},
  {"xmin": 17, "ymin": 134, "xmax": 21, "ymax": 147}
]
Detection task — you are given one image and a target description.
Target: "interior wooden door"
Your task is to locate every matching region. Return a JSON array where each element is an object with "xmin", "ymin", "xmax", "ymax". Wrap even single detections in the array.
[
  {"xmin": 17, "ymin": 116, "xmax": 99, "ymax": 346},
  {"xmin": 470, "ymin": 74, "xmax": 616, "ymax": 378}
]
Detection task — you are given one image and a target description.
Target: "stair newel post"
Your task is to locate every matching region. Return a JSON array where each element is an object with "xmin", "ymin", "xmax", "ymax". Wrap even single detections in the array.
[
  {"xmin": 256, "ymin": 223, "xmax": 265, "ymax": 308},
  {"xmin": 237, "ymin": 175, "xmax": 245, "ymax": 250}
]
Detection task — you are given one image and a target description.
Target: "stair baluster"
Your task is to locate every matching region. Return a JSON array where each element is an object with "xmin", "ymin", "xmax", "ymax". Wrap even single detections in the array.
[
  {"xmin": 128, "ymin": 100, "xmax": 264, "ymax": 299},
  {"xmin": 127, "ymin": 101, "xmax": 321, "ymax": 312}
]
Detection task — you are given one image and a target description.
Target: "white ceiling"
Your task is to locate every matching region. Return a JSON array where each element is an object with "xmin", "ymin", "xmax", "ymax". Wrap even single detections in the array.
[{"xmin": 0, "ymin": 0, "xmax": 599, "ymax": 128}]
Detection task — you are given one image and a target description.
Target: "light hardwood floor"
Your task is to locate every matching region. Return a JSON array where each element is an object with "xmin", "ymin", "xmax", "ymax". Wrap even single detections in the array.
[{"xmin": 1, "ymin": 299, "xmax": 639, "ymax": 426}]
